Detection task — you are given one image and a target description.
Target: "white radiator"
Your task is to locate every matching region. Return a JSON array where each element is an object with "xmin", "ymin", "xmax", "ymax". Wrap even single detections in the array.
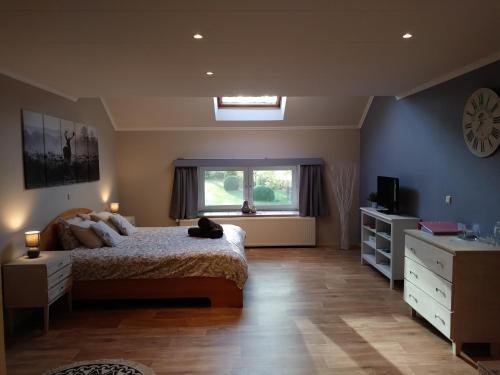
[{"xmin": 179, "ymin": 216, "xmax": 316, "ymax": 247}]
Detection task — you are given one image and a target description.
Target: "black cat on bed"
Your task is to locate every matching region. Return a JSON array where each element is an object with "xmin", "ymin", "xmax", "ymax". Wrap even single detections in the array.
[{"xmin": 188, "ymin": 217, "xmax": 223, "ymax": 239}]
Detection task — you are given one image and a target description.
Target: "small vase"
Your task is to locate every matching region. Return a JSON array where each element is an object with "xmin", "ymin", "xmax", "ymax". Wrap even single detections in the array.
[{"xmin": 370, "ymin": 202, "xmax": 377, "ymax": 208}]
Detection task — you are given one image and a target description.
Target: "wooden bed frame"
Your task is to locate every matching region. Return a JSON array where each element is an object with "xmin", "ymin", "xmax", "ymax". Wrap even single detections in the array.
[{"xmin": 39, "ymin": 208, "xmax": 243, "ymax": 307}]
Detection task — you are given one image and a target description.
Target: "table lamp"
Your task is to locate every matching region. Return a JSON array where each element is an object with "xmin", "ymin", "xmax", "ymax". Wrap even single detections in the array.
[
  {"xmin": 25, "ymin": 230, "xmax": 40, "ymax": 259},
  {"xmin": 110, "ymin": 202, "xmax": 119, "ymax": 214}
]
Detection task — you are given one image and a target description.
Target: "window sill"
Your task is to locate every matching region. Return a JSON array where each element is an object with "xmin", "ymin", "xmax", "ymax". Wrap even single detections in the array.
[{"xmin": 201, "ymin": 210, "xmax": 299, "ymax": 218}]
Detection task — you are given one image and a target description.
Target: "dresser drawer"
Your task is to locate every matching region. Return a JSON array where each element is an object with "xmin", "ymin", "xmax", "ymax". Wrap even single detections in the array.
[
  {"xmin": 46, "ymin": 253, "xmax": 71, "ymax": 276},
  {"xmin": 405, "ymin": 257, "xmax": 452, "ymax": 309},
  {"xmin": 405, "ymin": 235, "xmax": 454, "ymax": 282},
  {"xmin": 405, "ymin": 280, "xmax": 452, "ymax": 338},
  {"xmin": 47, "ymin": 264, "xmax": 72, "ymax": 290},
  {"xmin": 48, "ymin": 277, "xmax": 72, "ymax": 304}
]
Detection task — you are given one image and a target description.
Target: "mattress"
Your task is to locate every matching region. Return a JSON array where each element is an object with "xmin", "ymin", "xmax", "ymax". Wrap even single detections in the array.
[{"xmin": 70, "ymin": 224, "xmax": 248, "ymax": 288}]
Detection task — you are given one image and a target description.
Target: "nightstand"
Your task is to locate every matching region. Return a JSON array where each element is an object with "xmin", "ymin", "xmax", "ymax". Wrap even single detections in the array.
[
  {"xmin": 124, "ymin": 216, "xmax": 136, "ymax": 225},
  {"xmin": 2, "ymin": 251, "xmax": 72, "ymax": 333}
]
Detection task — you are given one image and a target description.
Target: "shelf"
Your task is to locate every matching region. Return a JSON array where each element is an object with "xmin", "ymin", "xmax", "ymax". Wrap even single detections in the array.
[
  {"xmin": 362, "ymin": 253, "xmax": 376, "ymax": 266},
  {"xmin": 377, "ymin": 232, "xmax": 392, "ymax": 241},
  {"xmin": 376, "ymin": 248, "xmax": 392, "ymax": 260},
  {"xmin": 375, "ymin": 262, "xmax": 391, "ymax": 278},
  {"xmin": 363, "ymin": 225, "xmax": 376, "ymax": 233},
  {"xmin": 363, "ymin": 240, "xmax": 376, "ymax": 250}
]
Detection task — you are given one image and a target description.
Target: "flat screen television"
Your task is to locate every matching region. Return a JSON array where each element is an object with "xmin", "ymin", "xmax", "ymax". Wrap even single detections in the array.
[{"xmin": 377, "ymin": 176, "xmax": 399, "ymax": 214}]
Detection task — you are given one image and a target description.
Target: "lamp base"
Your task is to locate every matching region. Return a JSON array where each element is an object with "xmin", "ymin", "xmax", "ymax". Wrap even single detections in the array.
[{"xmin": 27, "ymin": 248, "xmax": 40, "ymax": 259}]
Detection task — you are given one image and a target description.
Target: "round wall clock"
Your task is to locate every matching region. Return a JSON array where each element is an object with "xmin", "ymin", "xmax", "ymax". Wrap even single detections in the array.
[{"xmin": 462, "ymin": 88, "xmax": 500, "ymax": 157}]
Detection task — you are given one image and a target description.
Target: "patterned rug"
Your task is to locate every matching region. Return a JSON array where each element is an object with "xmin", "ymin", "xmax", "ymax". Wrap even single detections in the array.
[{"xmin": 43, "ymin": 359, "xmax": 156, "ymax": 375}]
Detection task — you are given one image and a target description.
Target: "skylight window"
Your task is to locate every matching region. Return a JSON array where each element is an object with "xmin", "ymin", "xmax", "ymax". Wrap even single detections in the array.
[
  {"xmin": 218, "ymin": 96, "xmax": 281, "ymax": 108},
  {"xmin": 213, "ymin": 97, "xmax": 287, "ymax": 121}
]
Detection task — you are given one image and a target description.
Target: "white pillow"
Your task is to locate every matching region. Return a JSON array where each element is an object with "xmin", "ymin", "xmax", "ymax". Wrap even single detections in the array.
[
  {"xmin": 70, "ymin": 220, "xmax": 104, "ymax": 249},
  {"xmin": 110, "ymin": 214, "xmax": 138, "ymax": 236},
  {"xmin": 91, "ymin": 220, "xmax": 126, "ymax": 247},
  {"xmin": 90, "ymin": 211, "xmax": 120, "ymax": 232}
]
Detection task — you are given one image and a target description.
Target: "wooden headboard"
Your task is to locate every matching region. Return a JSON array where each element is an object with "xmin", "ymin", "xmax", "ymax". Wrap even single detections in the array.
[{"xmin": 39, "ymin": 208, "xmax": 92, "ymax": 251}]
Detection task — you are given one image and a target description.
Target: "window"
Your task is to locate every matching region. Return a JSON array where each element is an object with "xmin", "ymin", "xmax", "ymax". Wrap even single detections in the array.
[
  {"xmin": 199, "ymin": 166, "xmax": 298, "ymax": 211},
  {"xmin": 218, "ymin": 96, "xmax": 282, "ymax": 108}
]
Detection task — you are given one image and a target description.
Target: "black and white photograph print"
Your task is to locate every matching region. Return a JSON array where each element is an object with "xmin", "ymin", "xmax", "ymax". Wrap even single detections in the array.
[
  {"xmin": 22, "ymin": 110, "xmax": 46, "ymax": 189},
  {"xmin": 43, "ymin": 115, "xmax": 64, "ymax": 186},
  {"xmin": 61, "ymin": 119, "xmax": 77, "ymax": 184},
  {"xmin": 88, "ymin": 126, "xmax": 100, "ymax": 181},
  {"xmin": 21, "ymin": 110, "xmax": 100, "ymax": 189}
]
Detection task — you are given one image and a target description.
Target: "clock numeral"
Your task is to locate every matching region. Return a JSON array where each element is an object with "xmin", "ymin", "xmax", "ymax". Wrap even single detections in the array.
[
  {"xmin": 466, "ymin": 130, "xmax": 475, "ymax": 143},
  {"xmin": 471, "ymin": 99, "xmax": 478, "ymax": 112},
  {"xmin": 491, "ymin": 102, "xmax": 499, "ymax": 113},
  {"xmin": 492, "ymin": 127, "xmax": 499, "ymax": 139},
  {"xmin": 465, "ymin": 110, "xmax": 474, "ymax": 118},
  {"xmin": 479, "ymin": 93, "xmax": 484, "ymax": 107},
  {"xmin": 488, "ymin": 137, "xmax": 494, "ymax": 148},
  {"xmin": 493, "ymin": 116, "xmax": 500, "ymax": 124},
  {"xmin": 464, "ymin": 122, "xmax": 472, "ymax": 129},
  {"xmin": 472, "ymin": 137, "xmax": 479, "ymax": 150},
  {"xmin": 480, "ymin": 140, "xmax": 485, "ymax": 153},
  {"xmin": 486, "ymin": 95, "xmax": 491, "ymax": 109}
]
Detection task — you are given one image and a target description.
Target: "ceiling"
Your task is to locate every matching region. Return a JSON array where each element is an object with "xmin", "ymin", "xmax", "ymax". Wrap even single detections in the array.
[{"xmin": 0, "ymin": 0, "xmax": 499, "ymax": 130}]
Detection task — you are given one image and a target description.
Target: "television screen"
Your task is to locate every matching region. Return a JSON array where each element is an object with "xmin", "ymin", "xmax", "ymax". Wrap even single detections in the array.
[{"xmin": 377, "ymin": 176, "xmax": 399, "ymax": 214}]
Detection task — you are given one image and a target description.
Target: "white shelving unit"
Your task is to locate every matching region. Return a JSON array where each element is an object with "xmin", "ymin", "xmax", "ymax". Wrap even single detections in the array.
[{"xmin": 360, "ymin": 207, "xmax": 420, "ymax": 288}]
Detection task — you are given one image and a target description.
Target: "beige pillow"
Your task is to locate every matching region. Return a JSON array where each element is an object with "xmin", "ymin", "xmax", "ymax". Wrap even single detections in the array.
[
  {"xmin": 70, "ymin": 220, "xmax": 104, "ymax": 249},
  {"xmin": 57, "ymin": 217, "xmax": 82, "ymax": 250},
  {"xmin": 110, "ymin": 214, "xmax": 138, "ymax": 236},
  {"xmin": 91, "ymin": 220, "xmax": 125, "ymax": 247},
  {"xmin": 77, "ymin": 212, "xmax": 93, "ymax": 221},
  {"xmin": 90, "ymin": 211, "xmax": 120, "ymax": 232}
]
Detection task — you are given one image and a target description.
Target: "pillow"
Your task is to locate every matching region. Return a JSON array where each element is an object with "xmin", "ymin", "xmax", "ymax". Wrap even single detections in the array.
[
  {"xmin": 70, "ymin": 220, "xmax": 104, "ymax": 249},
  {"xmin": 56, "ymin": 217, "xmax": 83, "ymax": 250},
  {"xmin": 110, "ymin": 214, "xmax": 138, "ymax": 236},
  {"xmin": 91, "ymin": 220, "xmax": 125, "ymax": 247},
  {"xmin": 77, "ymin": 212, "xmax": 93, "ymax": 221},
  {"xmin": 90, "ymin": 211, "xmax": 120, "ymax": 232}
]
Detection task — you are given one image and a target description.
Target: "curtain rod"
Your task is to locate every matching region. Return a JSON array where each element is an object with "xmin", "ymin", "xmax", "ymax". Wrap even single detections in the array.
[{"xmin": 173, "ymin": 158, "xmax": 323, "ymax": 167}]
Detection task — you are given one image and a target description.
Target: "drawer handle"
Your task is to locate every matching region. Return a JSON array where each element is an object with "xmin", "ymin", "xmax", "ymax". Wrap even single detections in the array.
[
  {"xmin": 408, "ymin": 294, "xmax": 418, "ymax": 303},
  {"xmin": 409, "ymin": 270, "xmax": 418, "ymax": 278},
  {"xmin": 436, "ymin": 260, "xmax": 444, "ymax": 268},
  {"xmin": 435, "ymin": 287, "xmax": 446, "ymax": 297},
  {"xmin": 434, "ymin": 314, "xmax": 445, "ymax": 325}
]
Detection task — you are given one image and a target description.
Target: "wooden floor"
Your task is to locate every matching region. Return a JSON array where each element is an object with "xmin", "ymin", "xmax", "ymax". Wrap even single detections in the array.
[{"xmin": 6, "ymin": 248, "xmax": 480, "ymax": 375}]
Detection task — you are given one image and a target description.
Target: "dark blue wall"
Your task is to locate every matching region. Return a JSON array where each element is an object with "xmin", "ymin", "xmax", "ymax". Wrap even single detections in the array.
[{"xmin": 361, "ymin": 60, "xmax": 500, "ymax": 235}]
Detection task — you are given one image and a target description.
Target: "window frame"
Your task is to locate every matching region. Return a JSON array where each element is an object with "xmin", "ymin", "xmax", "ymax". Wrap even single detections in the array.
[
  {"xmin": 217, "ymin": 96, "xmax": 282, "ymax": 109},
  {"xmin": 198, "ymin": 165, "xmax": 299, "ymax": 212}
]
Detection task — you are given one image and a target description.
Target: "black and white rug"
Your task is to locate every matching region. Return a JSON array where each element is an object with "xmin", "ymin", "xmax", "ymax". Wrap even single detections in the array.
[{"xmin": 43, "ymin": 359, "xmax": 156, "ymax": 375}]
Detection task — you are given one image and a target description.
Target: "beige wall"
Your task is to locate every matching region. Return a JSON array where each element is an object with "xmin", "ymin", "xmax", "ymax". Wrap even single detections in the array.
[
  {"xmin": 0, "ymin": 74, "xmax": 118, "ymax": 262},
  {"xmin": 117, "ymin": 129, "xmax": 360, "ymax": 246}
]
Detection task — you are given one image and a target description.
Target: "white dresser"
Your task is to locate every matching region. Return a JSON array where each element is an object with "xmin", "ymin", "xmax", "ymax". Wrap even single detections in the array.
[
  {"xmin": 3, "ymin": 251, "xmax": 72, "ymax": 333},
  {"xmin": 404, "ymin": 230, "xmax": 500, "ymax": 356}
]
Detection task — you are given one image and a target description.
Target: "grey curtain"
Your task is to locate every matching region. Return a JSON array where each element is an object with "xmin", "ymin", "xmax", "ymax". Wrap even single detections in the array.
[
  {"xmin": 299, "ymin": 165, "xmax": 329, "ymax": 217},
  {"xmin": 169, "ymin": 167, "xmax": 198, "ymax": 220}
]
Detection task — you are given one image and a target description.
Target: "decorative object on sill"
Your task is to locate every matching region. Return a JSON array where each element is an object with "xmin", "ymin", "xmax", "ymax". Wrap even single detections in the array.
[
  {"xmin": 250, "ymin": 205, "xmax": 257, "ymax": 214},
  {"xmin": 110, "ymin": 202, "xmax": 120, "ymax": 214},
  {"xmin": 24, "ymin": 230, "xmax": 40, "ymax": 259},
  {"xmin": 367, "ymin": 192, "xmax": 377, "ymax": 208},
  {"xmin": 22, "ymin": 110, "xmax": 100, "ymax": 189},
  {"xmin": 42, "ymin": 359, "xmax": 156, "ymax": 375},
  {"xmin": 328, "ymin": 161, "xmax": 357, "ymax": 250},
  {"xmin": 241, "ymin": 200, "xmax": 251, "ymax": 214}
]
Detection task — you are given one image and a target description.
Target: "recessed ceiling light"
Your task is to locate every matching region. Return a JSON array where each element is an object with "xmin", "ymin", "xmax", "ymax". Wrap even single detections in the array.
[
  {"xmin": 206, "ymin": 71, "xmax": 214, "ymax": 76},
  {"xmin": 402, "ymin": 33, "xmax": 413, "ymax": 39},
  {"xmin": 193, "ymin": 33, "xmax": 203, "ymax": 40}
]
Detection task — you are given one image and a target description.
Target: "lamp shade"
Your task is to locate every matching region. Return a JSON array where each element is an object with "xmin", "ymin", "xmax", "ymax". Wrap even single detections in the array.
[
  {"xmin": 110, "ymin": 202, "xmax": 120, "ymax": 213},
  {"xmin": 25, "ymin": 231, "xmax": 40, "ymax": 248}
]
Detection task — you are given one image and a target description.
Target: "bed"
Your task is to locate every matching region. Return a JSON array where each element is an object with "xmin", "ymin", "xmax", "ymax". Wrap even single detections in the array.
[{"xmin": 39, "ymin": 208, "xmax": 247, "ymax": 307}]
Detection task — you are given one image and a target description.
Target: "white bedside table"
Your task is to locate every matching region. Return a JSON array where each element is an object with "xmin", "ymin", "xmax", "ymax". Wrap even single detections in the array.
[{"xmin": 3, "ymin": 251, "xmax": 72, "ymax": 333}]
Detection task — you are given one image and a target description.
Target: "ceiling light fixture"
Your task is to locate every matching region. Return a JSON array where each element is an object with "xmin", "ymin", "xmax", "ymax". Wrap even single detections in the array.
[
  {"xmin": 193, "ymin": 33, "xmax": 203, "ymax": 40},
  {"xmin": 206, "ymin": 71, "xmax": 214, "ymax": 76},
  {"xmin": 402, "ymin": 33, "xmax": 413, "ymax": 39}
]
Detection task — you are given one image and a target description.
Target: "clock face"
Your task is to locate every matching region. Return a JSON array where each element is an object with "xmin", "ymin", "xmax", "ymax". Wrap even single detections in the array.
[{"xmin": 462, "ymin": 88, "xmax": 500, "ymax": 157}]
